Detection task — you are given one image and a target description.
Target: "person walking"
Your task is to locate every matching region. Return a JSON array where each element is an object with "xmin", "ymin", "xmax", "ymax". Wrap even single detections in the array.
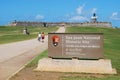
[
  {"xmin": 38, "ymin": 32, "xmax": 41, "ymax": 42},
  {"xmin": 41, "ymin": 32, "xmax": 45, "ymax": 42}
]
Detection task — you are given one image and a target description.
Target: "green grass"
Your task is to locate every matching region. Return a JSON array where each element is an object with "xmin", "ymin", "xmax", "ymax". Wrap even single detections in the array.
[
  {"xmin": 26, "ymin": 50, "xmax": 48, "ymax": 67},
  {"xmin": 60, "ymin": 76, "xmax": 120, "ymax": 80},
  {"xmin": 0, "ymin": 26, "xmax": 58, "ymax": 44},
  {"xmin": 62, "ymin": 26, "xmax": 120, "ymax": 80}
]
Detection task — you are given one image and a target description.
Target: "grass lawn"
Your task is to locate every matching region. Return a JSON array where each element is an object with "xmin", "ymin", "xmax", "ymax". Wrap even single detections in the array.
[
  {"xmin": 26, "ymin": 50, "xmax": 48, "ymax": 68},
  {"xmin": 10, "ymin": 26, "xmax": 120, "ymax": 80},
  {"xmin": 63, "ymin": 26, "xmax": 120, "ymax": 80},
  {"xmin": 0, "ymin": 26, "xmax": 58, "ymax": 44}
]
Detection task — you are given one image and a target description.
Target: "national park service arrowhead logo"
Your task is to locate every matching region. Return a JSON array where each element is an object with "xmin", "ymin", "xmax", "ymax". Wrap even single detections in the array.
[{"xmin": 52, "ymin": 35, "xmax": 60, "ymax": 47}]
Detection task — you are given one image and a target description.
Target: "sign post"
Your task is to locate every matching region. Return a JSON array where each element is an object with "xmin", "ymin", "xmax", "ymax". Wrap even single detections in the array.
[{"xmin": 35, "ymin": 33, "xmax": 117, "ymax": 74}]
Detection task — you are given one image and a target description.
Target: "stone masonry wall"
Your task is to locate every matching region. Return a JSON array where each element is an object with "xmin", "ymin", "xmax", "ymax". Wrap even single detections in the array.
[{"xmin": 8, "ymin": 21, "xmax": 112, "ymax": 27}]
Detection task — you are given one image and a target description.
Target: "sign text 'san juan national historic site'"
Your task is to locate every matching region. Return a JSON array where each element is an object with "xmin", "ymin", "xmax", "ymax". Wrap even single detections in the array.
[{"xmin": 48, "ymin": 33, "xmax": 104, "ymax": 59}]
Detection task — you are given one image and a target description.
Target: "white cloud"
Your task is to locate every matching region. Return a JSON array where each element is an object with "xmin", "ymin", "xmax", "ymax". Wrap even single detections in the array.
[
  {"xmin": 35, "ymin": 15, "xmax": 44, "ymax": 20},
  {"xmin": 65, "ymin": 14, "xmax": 70, "ymax": 17},
  {"xmin": 69, "ymin": 16, "xmax": 88, "ymax": 21},
  {"xmin": 91, "ymin": 8, "xmax": 97, "ymax": 13},
  {"xmin": 111, "ymin": 12, "xmax": 120, "ymax": 20},
  {"xmin": 112, "ymin": 12, "xmax": 118, "ymax": 16},
  {"xmin": 76, "ymin": 6, "xmax": 83, "ymax": 15},
  {"xmin": 68, "ymin": 3, "xmax": 89, "ymax": 22},
  {"xmin": 76, "ymin": 4, "xmax": 85, "ymax": 15},
  {"xmin": 66, "ymin": 3, "xmax": 98, "ymax": 22}
]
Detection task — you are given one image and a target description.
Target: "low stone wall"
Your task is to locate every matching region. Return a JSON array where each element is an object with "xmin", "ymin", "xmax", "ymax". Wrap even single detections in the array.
[
  {"xmin": 66, "ymin": 22, "xmax": 112, "ymax": 27},
  {"xmin": 35, "ymin": 58, "xmax": 117, "ymax": 74}
]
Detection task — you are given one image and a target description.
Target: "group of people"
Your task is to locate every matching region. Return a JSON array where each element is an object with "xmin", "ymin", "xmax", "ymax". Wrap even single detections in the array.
[{"xmin": 37, "ymin": 32, "xmax": 45, "ymax": 42}]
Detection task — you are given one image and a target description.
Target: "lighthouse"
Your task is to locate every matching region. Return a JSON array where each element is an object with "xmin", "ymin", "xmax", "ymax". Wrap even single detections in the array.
[{"xmin": 91, "ymin": 13, "xmax": 97, "ymax": 22}]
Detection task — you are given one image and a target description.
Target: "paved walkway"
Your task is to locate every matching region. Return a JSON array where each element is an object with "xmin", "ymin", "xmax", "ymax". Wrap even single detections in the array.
[{"xmin": 0, "ymin": 27, "xmax": 65, "ymax": 80}]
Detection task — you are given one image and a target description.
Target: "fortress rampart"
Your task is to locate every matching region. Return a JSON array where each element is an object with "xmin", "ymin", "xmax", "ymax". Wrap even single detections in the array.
[{"xmin": 8, "ymin": 21, "xmax": 112, "ymax": 27}]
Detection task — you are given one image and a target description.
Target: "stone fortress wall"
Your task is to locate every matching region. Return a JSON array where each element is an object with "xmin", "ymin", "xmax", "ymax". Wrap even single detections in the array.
[
  {"xmin": 8, "ymin": 21, "xmax": 112, "ymax": 28},
  {"xmin": 8, "ymin": 13, "xmax": 112, "ymax": 28}
]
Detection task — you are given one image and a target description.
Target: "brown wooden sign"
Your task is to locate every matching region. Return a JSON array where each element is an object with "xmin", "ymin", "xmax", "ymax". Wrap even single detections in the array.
[{"xmin": 48, "ymin": 33, "xmax": 104, "ymax": 59}]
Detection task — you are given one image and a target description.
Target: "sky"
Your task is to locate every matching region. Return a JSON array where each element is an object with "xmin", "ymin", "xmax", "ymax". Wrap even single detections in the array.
[{"xmin": 0, "ymin": 0, "xmax": 120, "ymax": 27}]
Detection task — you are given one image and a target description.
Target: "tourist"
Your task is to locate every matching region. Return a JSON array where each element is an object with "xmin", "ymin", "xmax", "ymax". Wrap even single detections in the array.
[
  {"xmin": 23, "ymin": 27, "xmax": 27, "ymax": 34},
  {"xmin": 38, "ymin": 32, "xmax": 41, "ymax": 42},
  {"xmin": 41, "ymin": 32, "xmax": 45, "ymax": 42}
]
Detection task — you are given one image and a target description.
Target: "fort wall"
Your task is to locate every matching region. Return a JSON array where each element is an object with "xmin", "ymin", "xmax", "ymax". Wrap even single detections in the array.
[{"xmin": 8, "ymin": 21, "xmax": 112, "ymax": 27}]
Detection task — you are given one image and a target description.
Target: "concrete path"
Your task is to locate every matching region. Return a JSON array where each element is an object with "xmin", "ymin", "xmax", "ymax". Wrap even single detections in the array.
[{"xmin": 0, "ymin": 27, "xmax": 65, "ymax": 80}]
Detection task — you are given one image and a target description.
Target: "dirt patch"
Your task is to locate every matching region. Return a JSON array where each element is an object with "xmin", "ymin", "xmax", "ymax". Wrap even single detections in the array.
[
  {"xmin": 9, "ymin": 66, "xmax": 63, "ymax": 80},
  {"xmin": 9, "ymin": 66, "xmax": 109, "ymax": 80}
]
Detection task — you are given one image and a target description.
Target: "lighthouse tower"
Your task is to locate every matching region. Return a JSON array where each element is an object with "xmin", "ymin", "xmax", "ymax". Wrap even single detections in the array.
[{"xmin": 91, "ymin": 13, "xmax": 97, "ymax": 22}]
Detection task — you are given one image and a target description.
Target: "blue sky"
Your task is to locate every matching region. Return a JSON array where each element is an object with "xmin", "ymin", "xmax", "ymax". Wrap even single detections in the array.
[{"xmin": 0, "ymin": 0, "xmax": 120, "ymax": 27}]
